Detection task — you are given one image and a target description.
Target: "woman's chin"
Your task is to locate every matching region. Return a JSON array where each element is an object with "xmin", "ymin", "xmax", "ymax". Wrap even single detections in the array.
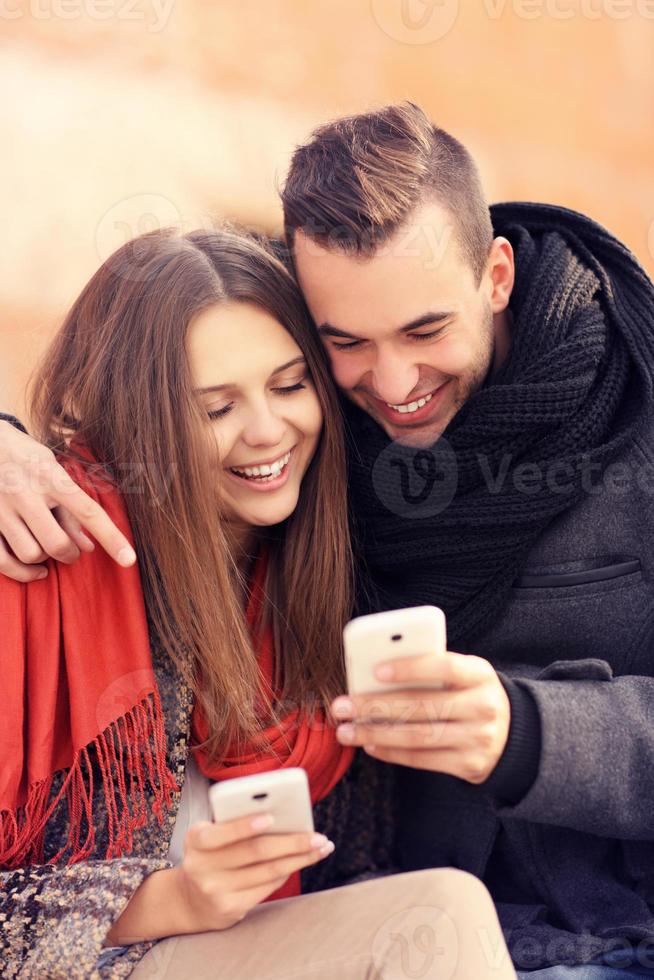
[{"xmin": 229, "ymin": 484, "xmax": 302, "ymax": 529}]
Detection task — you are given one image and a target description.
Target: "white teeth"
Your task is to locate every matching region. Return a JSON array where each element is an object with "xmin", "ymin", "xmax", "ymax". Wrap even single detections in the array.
[
  {"xmin": 231, "ymin": 450, "xmax": 292, "ymax": 481},
  {"xmin": 387, "ymin": 392, "xmax": 434, "ymax": 414}
]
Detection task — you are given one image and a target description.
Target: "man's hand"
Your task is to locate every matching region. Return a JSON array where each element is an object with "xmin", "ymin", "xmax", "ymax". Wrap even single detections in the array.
[
  {"xmin": 0, "ymin": 420, "xmax": 136, "ymax": 582},
  {"xmin": 331, "ymin": 650, "xmax": 511, "ymax": 784}
]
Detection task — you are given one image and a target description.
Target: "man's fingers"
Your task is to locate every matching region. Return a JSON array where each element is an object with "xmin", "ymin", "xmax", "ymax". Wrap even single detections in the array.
[
  {"xmin": 0, "ymin": 430, "xmax": 135, "ymax": 568},
  {"xmin": 56, "ymin": 483, "xmax": 136, "ymax": 567},
  {"xmin": 337, "ymin": 719, "xmax": 475, "ymax": 751},
  {"xmin": 0, "ymin": 511, "xmax": 51, "ymax": 565},
  {"xmin": 375, "ymin": 650, "xmax": 490, "ymax": 689},
  {"xmin": 53, "ymin": 506, "xmax": 96, "ymax": 553},
  {"xmin": 0, "ymin": 534, "xmax": 48, "ymax": 583},
  {"xmin": 5, "ymin": 501, "xmax": 81, "ymax": 564},
  {"xmin": 332, "ymin": 687, "xmax": 483, "ymax": 725}
]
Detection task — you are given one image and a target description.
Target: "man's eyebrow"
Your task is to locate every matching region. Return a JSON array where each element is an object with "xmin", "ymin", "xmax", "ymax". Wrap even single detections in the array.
[
  {"xmin": 193, "ymin": 356, "xmax": 306, "ymax": 395},
  {"xmin": 399, "ymin": 312, "xmax": 453, "ymax": 333},
  {"xmin": 318, "ymin": 312, "xmax": 453, "ymax": 340}
]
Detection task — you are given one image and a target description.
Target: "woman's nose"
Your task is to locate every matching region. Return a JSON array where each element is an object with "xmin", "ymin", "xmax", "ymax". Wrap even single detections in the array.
[{"xmin": 241, "ymin": 404, "xmax": 287, "ymax": 447}]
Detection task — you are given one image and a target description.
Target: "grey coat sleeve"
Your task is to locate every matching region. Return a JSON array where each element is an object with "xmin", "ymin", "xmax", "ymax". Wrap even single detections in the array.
[
  {"xmin": 1, "ymin": 856, "xmax": 172, "ymax": 979},
  {"xmin": 493, "ymin": 657, "xmax": 654, "ymax": 839}
]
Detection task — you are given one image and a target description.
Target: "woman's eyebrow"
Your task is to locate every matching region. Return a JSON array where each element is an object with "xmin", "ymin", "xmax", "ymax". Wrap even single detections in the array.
[
  {"xmin": 269, "ymin": 355, "xmax": 306, "ymax": 378},
  {"xmin": 193, "ymin": 357, "xmax": 306, "ymax": 395}
]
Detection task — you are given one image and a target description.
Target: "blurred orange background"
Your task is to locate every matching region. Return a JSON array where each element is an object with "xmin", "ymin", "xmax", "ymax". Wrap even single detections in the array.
[{"xmin": 2, "ymin": 0, "xmax": 653, "ymax": 418}]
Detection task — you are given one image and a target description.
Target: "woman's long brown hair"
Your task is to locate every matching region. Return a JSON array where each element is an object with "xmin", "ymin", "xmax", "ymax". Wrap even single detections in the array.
[{"xmin": 28, "ymin": 227, "xmax": 353, "ymax": 764}]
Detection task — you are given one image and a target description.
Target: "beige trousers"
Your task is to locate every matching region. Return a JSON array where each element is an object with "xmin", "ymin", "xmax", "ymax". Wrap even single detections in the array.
[{"xmin": 130, "ymin": 868, "xmax": 516, "ymax": 980}]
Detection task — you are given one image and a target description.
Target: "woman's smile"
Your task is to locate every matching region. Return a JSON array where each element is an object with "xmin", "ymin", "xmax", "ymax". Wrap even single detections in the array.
[{"xmin": 225, "ymin": 447, "xmax": 295, "ymax": 492}]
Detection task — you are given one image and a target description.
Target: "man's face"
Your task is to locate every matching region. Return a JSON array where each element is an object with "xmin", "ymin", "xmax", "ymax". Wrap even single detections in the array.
[{"xmin": 293, "ymin": 201, "xmax": 511, "ymax": 448}]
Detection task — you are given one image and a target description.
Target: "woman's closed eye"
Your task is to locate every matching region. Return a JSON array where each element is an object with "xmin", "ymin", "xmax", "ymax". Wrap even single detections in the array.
[
  {"xmin": 207, "ymin": 379, "xmax": 308, "ymax": 420},
  {"xmin": 272, "ymin": 381, "xmax": 307, "ymax": 395},
  {"xmin": 207, "ymin": 403, "xmax": 233, "ymax": 420}
]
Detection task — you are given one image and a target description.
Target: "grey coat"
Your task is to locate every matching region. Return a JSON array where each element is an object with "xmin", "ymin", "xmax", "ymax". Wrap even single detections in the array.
[{"xmin": 398, "ymin": 408, "xmax": 654, "ymax": 971}]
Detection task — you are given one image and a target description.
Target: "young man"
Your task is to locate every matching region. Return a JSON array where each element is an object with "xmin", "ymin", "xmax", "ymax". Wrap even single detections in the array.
[{"xmin": 2, "ymin": 102, "xmax": 654, "ymax": 978}]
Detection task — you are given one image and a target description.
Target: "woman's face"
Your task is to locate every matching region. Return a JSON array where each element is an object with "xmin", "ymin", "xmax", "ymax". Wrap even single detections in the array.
[{"xmin": 186, "ymin": 300, "xmax": 323, "ymax": 538}]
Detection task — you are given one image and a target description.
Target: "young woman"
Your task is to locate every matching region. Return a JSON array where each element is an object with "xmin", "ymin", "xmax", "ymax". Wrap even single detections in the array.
[{"xmin": 0, "ymin": 227, "xmax": 515, "ymax": 979}]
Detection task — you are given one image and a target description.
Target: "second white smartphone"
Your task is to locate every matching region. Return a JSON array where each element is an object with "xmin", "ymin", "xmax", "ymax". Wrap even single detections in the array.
[
  {"xmin": 208, "ymin": 768, "xmax": 314, "ymax": 834},
  {"xmin": 343, "ymin": 605, "xmax": 447, "ymax": 695}
]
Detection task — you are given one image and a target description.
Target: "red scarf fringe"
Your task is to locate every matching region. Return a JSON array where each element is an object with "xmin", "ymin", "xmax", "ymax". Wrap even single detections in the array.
[{"xmin": 0, "ymin": 688, "xmax": 178, "ymax": 869}]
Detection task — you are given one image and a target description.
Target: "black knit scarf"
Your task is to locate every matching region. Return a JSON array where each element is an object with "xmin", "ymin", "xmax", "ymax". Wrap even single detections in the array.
[{"xmin": 344, "ymin": 202, "xmax": 654, "ymax": 651}]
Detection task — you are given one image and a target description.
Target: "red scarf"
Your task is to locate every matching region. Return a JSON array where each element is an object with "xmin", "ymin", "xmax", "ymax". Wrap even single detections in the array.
[{"xmin": 0, "ymin": 448, "xmax": 354, "ymax": 899}]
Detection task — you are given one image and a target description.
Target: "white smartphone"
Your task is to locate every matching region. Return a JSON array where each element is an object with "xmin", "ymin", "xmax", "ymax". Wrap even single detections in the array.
[
  {"xmin": 343, "ymin": 605, "xmax": 447, "ymax": 695},
  {"xmin": 208, "ymin": 768, "xmax": 314, "ymax": 834}
]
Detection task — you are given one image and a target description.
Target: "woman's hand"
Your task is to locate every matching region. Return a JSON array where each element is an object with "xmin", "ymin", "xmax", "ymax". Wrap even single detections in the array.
[
  {"xmin": 173, "ymin": 813, "xmax": 335, "ymax": 932},
  {"xmin": 0, "ymin": 420, "xmax": 136, "ymax": 581}
]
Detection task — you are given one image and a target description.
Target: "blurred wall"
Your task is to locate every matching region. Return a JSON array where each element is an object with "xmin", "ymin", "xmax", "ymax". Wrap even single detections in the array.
[{"xmin": 2, "ymin": 0, "xmax": 653, "ymax": 417}]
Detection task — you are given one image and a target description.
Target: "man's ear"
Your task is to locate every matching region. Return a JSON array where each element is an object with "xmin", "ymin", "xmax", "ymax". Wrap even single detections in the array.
[{"xmin": 486, "ymin": 237, "xmax": 514, "ymax": 315}]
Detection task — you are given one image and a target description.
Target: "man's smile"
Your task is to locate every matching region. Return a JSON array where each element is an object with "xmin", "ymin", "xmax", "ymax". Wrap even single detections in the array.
[{"xmin": 366, "ymin": 380, "xmax": 452, "ymax": 428}]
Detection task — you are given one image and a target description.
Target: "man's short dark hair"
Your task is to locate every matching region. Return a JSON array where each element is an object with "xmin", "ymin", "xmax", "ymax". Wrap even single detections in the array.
[{"xmin": 282, "ymin": 101, "xmax": 494, "ymax": 285}]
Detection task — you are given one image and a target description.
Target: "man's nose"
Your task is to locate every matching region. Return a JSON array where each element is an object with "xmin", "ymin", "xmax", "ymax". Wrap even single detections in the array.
[{"xmin": 370, "ymin": 351, "xmax": 420, "ymax": 406}]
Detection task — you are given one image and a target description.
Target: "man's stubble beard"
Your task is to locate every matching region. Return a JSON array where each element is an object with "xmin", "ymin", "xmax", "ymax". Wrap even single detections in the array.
[
  {"xmin": 393, "ymin": 301, "xmax": 496, "ymax": 449},
  {"xmin": 450, "ymin": 300, "xmax": 496, "ymax": 417}
]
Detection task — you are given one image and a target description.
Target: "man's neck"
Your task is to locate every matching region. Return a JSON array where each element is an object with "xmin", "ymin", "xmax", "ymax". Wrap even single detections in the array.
[{"xmin": 490, "ymin": 308, "xmax": 514, "ymax": 379}]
